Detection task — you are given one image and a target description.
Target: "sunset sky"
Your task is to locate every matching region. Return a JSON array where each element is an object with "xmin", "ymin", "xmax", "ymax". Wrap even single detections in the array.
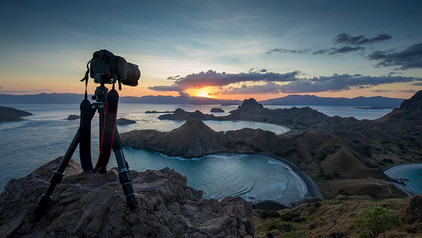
[{"xmin": 1, "ymin": 0, "xmax": 421, "ymax": 100}]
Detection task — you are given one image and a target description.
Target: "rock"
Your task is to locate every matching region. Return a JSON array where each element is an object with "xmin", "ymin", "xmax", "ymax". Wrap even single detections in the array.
[
  {"xmin": 0, "ymin": 158, "xmax": 254, "ymax": 237},
  {"xmin": 410, "ymin": 195, "xmax": 422, "ymax": 220},
  {"xmin": 0, "ymin": 106, "xmax": 32, "ymax": 122},
  {"xmin": 251, "ymin": 200, "xmax": 287, "ymax": 211},
  {"xmin": 66, "ymin": 114, "xmax": 80, "ymax": 120},
  {"xmin": 210, "ymin": 108, "xmax": 224, "ymax": 113},
  {"xmin": 116, "ymin": 118, "xmax": 136, "ymax": 125},
  {"xmin": 330, "ymin": 232, "xmax": 344, "ymax": 238}
]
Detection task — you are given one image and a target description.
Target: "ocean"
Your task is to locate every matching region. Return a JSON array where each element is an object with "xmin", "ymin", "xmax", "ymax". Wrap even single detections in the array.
[{"xmin": 0, "ymin": 103, "xmax": 394, "ymax": 205}]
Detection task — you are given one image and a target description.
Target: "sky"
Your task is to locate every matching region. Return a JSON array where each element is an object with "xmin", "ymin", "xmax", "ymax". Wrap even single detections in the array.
[{"xmin": 1, "ymin": 0, "xmax": 422, "ymax": 100}]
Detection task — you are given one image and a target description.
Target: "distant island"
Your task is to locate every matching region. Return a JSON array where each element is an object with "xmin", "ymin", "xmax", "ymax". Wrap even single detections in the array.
[{"xmin": 0, "ymin": 106, "xmax": 32, "ymax": 122}]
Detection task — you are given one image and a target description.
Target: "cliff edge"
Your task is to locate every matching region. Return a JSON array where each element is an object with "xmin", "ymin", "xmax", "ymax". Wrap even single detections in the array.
[{"xmin": 0, "ymin": 158, "xmax": 254, "ymax": 237}]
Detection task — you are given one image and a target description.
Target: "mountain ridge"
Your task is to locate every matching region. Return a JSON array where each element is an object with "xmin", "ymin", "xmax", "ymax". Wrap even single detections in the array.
[{"xmin": 0, "ymin": 93, "xmax": 403, "ymax": 106}]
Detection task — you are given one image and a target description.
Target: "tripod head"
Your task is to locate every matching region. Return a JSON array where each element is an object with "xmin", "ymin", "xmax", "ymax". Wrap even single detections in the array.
[{"xmin": 92, "ymin": 84, "xmax": 108, "ymax": 103}]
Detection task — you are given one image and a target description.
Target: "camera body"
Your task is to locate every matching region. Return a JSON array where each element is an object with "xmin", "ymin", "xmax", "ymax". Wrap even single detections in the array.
[{"xmin": 90, "ymin": 49, "xmax": 140, "ymax": 86}]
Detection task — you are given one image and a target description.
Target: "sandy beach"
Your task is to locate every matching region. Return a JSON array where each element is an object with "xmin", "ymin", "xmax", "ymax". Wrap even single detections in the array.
[{"xmin": 385, "ymin": 163, "xmax": 422, "ymax": 195}]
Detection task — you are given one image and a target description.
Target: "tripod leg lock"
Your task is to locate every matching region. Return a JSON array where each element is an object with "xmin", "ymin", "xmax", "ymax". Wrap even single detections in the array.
[
  {"xmin": 50, "ymin": 171, "xmax": 64, "ymax": 185},
  {"xmin": 118, "ymin": 169, "xmax": 137, "ymax": 209}
]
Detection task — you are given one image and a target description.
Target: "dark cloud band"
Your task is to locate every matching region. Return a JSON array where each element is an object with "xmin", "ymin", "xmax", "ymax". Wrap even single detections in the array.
[
  {"xmin": 149, "ymin": 70, "xmax": 419, "ymax": 94},
  {"xmin": 334, "ymin": 33, "xmax": 392, "ymax": 45},
  {"xmin": 368, "ymin": 43, "xmax": 422, "ymax": 69}
]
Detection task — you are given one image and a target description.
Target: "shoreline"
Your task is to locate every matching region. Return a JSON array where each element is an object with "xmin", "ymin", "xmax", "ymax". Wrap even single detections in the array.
[
  {"xmin": 384, "ymin": 163, "xmax": 422, "ymax": 195},
  {"xmin": 260, "ymin": 153, "xmax": 324, "ymax": 200}
]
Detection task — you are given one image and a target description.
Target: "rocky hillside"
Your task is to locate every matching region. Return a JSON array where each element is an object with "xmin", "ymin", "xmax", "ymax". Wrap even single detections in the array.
[
  {"xmin": 0, "ymin": 158, "xmax": 254, "ymax": 237},
  {"xmin": 121, "ymin": 118, "xmax": 228, "ymax": 158},
  {"xmin": 0, "ymin": 106, "xmax": 32, "ymax": 122},
  {"xmin": 376, "ymin": 90, "xmax": 422, "ymax": 130},
  {"xmin": 254, "ymin": 195, "xmax": 422, "ymax": 237}
]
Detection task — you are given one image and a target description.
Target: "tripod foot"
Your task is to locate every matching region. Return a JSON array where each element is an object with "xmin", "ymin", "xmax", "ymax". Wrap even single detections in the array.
[
  {"xmin": 33, "ymin": 194, "xmax": 51, "ymax": 222},
  {"xmin": 119, "ymin": 169, "xmax": 137, "ymax": 209}
]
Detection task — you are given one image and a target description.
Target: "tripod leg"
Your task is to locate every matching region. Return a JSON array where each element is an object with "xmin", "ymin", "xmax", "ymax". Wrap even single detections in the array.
[
  {"xmin": 33, "ymin": 130, "xmax": 80, "ymax": 221},
  {"xmin": 113, "ymin": 128, "xmax": 137, "ymax": 210}
]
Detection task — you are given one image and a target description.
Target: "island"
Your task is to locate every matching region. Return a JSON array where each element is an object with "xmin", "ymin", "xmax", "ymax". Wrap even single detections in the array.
[
  {"xmin": 66, "ymin": 114, "xmax": 80, "ymax": 120},
  {"xmin": 0, "ymin": 106, "xmax": 32, "ymax": 122},
  {"xmin": 116, "ymin": 117, "xmax": 136, "ymax": 125},
  {"xmin": 210, "ymin": 107, "xmax": 224, "ymax": 113}
]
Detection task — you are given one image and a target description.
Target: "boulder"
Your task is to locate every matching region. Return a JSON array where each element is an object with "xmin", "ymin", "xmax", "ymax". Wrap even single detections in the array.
[{"xmin": 0, "ymin": 158, "xmax": 254, "ymax": 237}]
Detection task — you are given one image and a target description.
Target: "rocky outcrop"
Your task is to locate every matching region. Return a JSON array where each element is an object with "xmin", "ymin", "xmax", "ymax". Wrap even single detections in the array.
[
  {"xmin": 0, "ymin": 158, "xmax": 254, "ymax": 237},
  {"xmin": 0, "ymin": 106, "xmax": 32, "ymax": 122},
  {"xmin": 377, "ymin": 90, "xmax": 422, "ymax": 130}
]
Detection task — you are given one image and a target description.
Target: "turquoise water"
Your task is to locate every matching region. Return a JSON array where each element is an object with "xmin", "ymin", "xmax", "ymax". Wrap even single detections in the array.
[
  {"xmin": 385, "ymin": 164, "xmax": 422, "ymax": 195},
  {"xmin": 401, "ymin": 168, "xmax": 422, "ymax": 194}
]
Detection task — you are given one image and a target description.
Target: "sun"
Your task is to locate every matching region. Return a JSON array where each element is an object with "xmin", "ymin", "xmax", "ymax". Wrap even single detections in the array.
[{"xmin": 199, "ymin": 91, "xmax": 210, "ymax": 98}]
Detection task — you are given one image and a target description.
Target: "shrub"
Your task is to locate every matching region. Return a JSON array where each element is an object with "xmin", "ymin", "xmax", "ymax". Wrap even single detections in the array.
[
  {"xmin": 267, "ymin": 222, "xmax": 294, "ymax": 232},
  {"xmin": 354, "ymin": 204, "xmax": 401, "ymax": 237},
  {"xmin": 258, "ymin": 210, "xmax": 280, "ymax": 219},
  {"xmin": 280, "ymin": 212, "xmax": 300, "ymax": 221}
]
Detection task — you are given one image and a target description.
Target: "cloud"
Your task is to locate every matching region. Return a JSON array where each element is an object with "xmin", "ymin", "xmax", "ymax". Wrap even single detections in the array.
[
  {"xmin": 0, "ymin": 85, "xmax": 2, "ymax": 89},
  {"xmin": 334, "ymin": 33, "xmax": 392, "ymax": 45},
  {"xmin": 280, "ymin": 74, "xmax": 417, "ymax": 93},
  {"xmin": 148, "ymin": 70, "xmax": 300, "ymax": 92},
  {"xmin": 399, "ymin": 89, "xmax": 418, "ymax": 93},
  {"xmin": 368, "ymin": 43, "xmax": 422, "ymax": 69},
  {"xmin": 218, "ymin": 82, "xmax": 283, "ymax": 94},
  {"xmin": 312, "ymin": 46, "xmax": 364, "ymax": 55},
  {"xmin": 328, "ymin": 46, "xmax": 365, "ymax": 55},
  {"xmin": 265, "ymin": 48, "xmax": 309, "ymax": 55},
  {"xmin": 412, "ymin": 82, "xmax": 422, "ymax": 86},
  {"xmin": 371, "ymin": 89, "xmax": 391, "ymax": 93},
  {"xmin": 167, "ymin": 75, "xmax": 180, "ymax": 80},
  {"xmin": 149, "ymin": 70, "xmax": 420, "ymax": 95}
]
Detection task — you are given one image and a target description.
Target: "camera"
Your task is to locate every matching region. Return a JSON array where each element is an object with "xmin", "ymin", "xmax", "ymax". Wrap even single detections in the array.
[{"xmin": 90, "ymin": 49, "xmax": 140, "ymax": 86}]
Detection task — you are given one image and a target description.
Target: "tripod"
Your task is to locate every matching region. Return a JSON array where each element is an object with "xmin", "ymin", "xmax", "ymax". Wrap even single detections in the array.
[{"xmin": 34, "ymin": 84, "xmax": 137, "ymax": 220}]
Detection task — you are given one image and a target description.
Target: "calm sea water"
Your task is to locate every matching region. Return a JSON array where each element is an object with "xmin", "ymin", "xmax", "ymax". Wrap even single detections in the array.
[
  {"xmin": 385, "ymin": 164, "xmax": 422, "ymax": 195},
  {"xmin": 0, "ymin": 103, "xmax": 392, "ymax": 204}
]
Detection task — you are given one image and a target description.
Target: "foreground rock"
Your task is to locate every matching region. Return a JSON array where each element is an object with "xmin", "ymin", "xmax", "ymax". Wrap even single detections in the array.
[
  {"xmin": 0, "ymin": 106, "xmax": 32, "ymax": 122},
  {"xmin": 0, "ymin": 158, "xmax": 254, "ymax": 237}
]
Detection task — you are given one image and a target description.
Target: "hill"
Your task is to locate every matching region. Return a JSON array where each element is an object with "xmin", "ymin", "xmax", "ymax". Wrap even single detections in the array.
[
  {"xmin": 121, "ymin": 119, "xmax": 227, "ymax": 158},
  {"xmin": 262, "ymin": 94, "xmax": 404, "ymax": 107}
]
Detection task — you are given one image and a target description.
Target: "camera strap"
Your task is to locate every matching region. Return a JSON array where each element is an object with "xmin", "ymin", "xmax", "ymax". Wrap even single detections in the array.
[
  {"xmin": 79, "ymin": 99, "xmax": 94, "ymax": 172},
  {"xmin": 95, "ymin": 88, "xmax": 119, "ymax": 173}
]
